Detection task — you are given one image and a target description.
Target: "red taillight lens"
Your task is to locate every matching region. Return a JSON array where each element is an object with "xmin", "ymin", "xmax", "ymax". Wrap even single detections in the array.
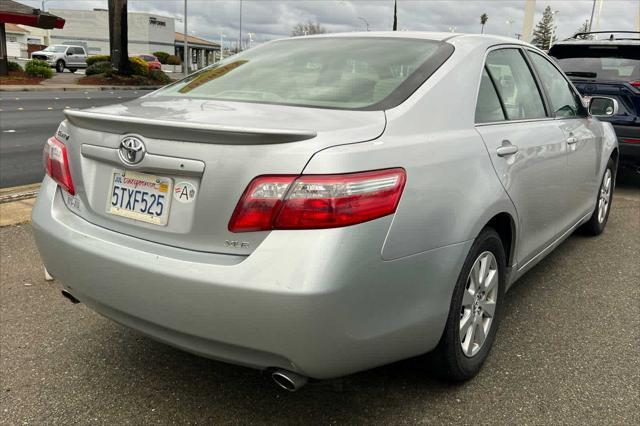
[
  {"xmin": 228, "ymin": 168, "xmax": 406, "ymax": 232},
  {"xmin": 622, "ymin": 138, "xmax": 640, "ymax": 144},
  {"xmin": 43, "ymin": 137, "xmax": 75, "ymax": 195},
  {"xmin": 630, "ymin": 80, "xmax": 640, "ymax": 88}
]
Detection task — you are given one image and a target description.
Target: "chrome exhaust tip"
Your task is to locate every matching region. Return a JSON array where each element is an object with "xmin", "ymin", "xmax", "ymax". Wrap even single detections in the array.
[
  {"xmin": 271, "ymin": 369, "xmax": 308, "ymax": 392},
  {"xmin": 61, "ymin": 289, "xmax": 80, "ymax": 304}
]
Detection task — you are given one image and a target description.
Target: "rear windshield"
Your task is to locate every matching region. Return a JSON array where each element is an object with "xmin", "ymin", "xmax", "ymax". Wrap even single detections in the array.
[
  {"xmin": 549, "ymin": 44, "xmax": 640, "ymax": 82},
  {"xmin": 153, "ymin": 37, "xmax": 452, "ymax": 110}
]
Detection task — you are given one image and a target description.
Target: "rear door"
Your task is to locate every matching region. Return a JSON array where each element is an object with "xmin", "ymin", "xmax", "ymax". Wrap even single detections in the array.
[
  {"xmin": 527, "ymin": 50, "xmax": 601, "ymax": 224},
  {"xmin": 475, "ymin": 47, "xmax": 568, "ymax": 266}
]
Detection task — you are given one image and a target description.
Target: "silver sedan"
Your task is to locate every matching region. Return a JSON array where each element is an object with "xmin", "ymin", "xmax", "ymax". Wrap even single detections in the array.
[{"xmin": 33, "ymin": 32, "xmax": 618, "ymax": 391}]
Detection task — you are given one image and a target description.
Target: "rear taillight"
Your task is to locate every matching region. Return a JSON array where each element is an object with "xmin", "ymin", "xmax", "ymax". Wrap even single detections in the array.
[
  {"xmin": 43, "ymin": 137, "xmax": 75, "ymax": 195},
  {"xmin": 622, "ymin": 138, "xmax": 640, "ymax": 144},
  {"xmin": 229, "ymin": 168, "xmax": 406, "ymax": 232},
  {"xmin": 630, "ymin": 80, "xmax": 640, "ymax": 88}
]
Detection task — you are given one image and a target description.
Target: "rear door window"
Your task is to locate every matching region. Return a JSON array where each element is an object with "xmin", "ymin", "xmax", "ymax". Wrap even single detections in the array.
[
  {"xmin": 485, "ymin": 49, "xmax": 547, "ymax": 120},
  {"xmin": 476, "ymin": 68, "xmax": 506, "ymax": 123},
  {"xmin": 529, "ymin": 51, "xmax": 585, "ymax": 118}
]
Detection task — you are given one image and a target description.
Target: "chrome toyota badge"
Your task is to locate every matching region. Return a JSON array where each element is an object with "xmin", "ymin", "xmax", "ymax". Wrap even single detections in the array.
[{"xmin": 118, "ymin": 136, "xmax": 146, "ymax": 165}]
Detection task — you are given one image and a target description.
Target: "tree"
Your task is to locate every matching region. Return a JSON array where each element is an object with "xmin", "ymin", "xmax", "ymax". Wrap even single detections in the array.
[
  {"xmin": 291, "ymin": 21, "xmax": 326, "ymax": 37},
  {"xmin": 108, "ymin": 0, "xmax": 131, "ymax": 75},
  {"xmin": 480, "ymin": 13, "xmax": 488, "ymax": 34},
  {"xmin": 575, "ymin": 20, "xmax": 594, "ymax": 39},
  {"xmin": 531, "ymin": 6, "xmax": 557, "ymax": 50}
]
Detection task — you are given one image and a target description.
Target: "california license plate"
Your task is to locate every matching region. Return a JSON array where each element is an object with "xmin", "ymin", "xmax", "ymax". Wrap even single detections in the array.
[{"xmin": 107, "ymin": 170, "xmax": 173, "ymax": 226}]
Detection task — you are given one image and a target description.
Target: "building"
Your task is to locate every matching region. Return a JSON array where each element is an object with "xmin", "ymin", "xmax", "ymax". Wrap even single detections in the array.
[
  {"xmin": 43, "ymin": 8, "xmax": 219, "ymax": 69},
  {"xmin": 4, "ymin": 23, "xmax": 28, "ymax": 58},
  {"xmin": 175, "ymin": 32, "xmax": 220, "ymax": 69},
  {"xmin": 48, "ymin": 9, "xmax": 176, "ymax": 56},
  {"xmin": 0, "ymin": 0, "xmax": 65, "ymax": 73}
]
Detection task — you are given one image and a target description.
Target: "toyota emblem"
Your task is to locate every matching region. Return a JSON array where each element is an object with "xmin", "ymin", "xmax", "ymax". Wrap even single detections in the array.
[{"xmin": 118, "ymin": 136, "xmax": 146, "ymax": 165}]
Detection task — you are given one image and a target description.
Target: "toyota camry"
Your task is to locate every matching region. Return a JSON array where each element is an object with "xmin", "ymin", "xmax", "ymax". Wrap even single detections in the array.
[{"xmin": 32, "ymin": 32, "xmax": 619, "ymax": 391}]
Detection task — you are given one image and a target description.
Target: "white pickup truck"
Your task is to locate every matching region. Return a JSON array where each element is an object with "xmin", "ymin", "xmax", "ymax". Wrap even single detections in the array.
[{"xmin": 31, "ymin": 45, "xmax": 88, "ymax": 73}]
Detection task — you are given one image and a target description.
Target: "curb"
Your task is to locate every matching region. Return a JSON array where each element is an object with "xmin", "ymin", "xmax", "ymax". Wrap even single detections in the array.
[
  {"xmin": 0, "ymin": 85, "xmax": 162, "ymax": 92},
  {"xmin": 0, "ymin": 183, "xmax": 40, "ymax": 204},
  {"xmin": 0, "ymin": 184, "xmax": 40, "ymax": 227}
]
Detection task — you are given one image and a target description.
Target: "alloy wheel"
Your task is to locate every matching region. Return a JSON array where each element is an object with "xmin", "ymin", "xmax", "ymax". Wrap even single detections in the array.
[
  {"xmin": 459, "ymin": 251, "xmax": 498, "ymax": 357},
  {"xmin": 598, "ymin": 169, "xmax": 612, "ymax": 224}
]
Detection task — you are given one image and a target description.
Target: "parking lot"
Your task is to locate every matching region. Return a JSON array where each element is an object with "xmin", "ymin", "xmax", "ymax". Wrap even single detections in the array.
[{"xmin": 1, "ymin": 178, "xmax": 639, "ymax": 425}]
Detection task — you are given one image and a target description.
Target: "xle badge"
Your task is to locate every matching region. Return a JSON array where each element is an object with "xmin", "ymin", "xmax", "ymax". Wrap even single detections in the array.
[{"xmin": 174, "ymin": 182, "xmax": 197, "ymax": 203}]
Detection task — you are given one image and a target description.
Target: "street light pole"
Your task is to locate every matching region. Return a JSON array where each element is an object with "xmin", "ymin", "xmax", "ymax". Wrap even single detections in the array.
[
  {"xmin": 358, "ymin": 17, "xmax": 370, "ymax": 31},
  {"xmin": 219, "ymin": 34, "xmax": 225, "ymax": 61},
  {"xmin": 549, "ymin": 10, "xmax": 559, "ymax": 49},
  {"xmin": 238, "ymin": 0, "xmax": 243, "ymax": 52},
  {"xmin": 183, "ymin": 0, "xmax": 189, "ymax": 74}
]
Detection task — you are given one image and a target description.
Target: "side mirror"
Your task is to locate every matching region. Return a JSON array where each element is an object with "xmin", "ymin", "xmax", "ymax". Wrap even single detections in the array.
[{"xmin": 588, "ymin": 96, "xmax": 618, "ymax": 117}]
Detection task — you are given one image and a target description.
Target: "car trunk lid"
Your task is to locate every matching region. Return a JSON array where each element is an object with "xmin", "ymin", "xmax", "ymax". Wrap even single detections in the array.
[{"xmin": 60, "ymin": 97, "xmax": 386, "ymax": 255}]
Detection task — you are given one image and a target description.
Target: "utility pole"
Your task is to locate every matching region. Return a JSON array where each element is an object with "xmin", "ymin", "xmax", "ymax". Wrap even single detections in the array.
[
  {"xmin": 183, "ymin": 0, "xmax": 189, "ymax": 74},
  {"xmin": 238, "ymin": 0, "xmax": 243, "ymax": 52},
  {"xmin": 393, "ymin": 0, "xmax": 398, "ymax": 31},
  {"xmin": 549, "ymin": 10, "xmax": 559, "ymax": 48},
  {"xmin": 108, "ymin": 0, "xmax": 131, "ymax": 75}
]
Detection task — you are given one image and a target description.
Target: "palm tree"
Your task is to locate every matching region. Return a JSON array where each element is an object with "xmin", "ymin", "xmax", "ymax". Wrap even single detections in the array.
[{"xmin": 480, "ymin": 13, "xmax": 488, "ymax": 34}]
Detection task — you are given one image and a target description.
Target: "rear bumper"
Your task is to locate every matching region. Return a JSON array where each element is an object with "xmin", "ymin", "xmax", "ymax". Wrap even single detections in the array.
[
  {"xmin": 613, "ymin": 124, "xmax": 640, "ymax": 167},
  {"xmin": 32, "ymin": 177, "xmax": 470, "ymax": 379}
]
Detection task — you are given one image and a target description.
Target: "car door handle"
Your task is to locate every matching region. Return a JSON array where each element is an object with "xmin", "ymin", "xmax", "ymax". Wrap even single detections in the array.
[
  {"xmin": 566, "ymin": 136, "xmax": 578, "ymax": 145},
  {"xmin": 496, "ymin": 141, "xmax": 518, "ymax": 157}
]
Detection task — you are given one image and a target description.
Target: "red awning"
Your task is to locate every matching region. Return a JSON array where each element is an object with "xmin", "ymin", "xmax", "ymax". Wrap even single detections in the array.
[{"xmin": 0, "ymin": 0, "xmax": 65, "ymax": 29}]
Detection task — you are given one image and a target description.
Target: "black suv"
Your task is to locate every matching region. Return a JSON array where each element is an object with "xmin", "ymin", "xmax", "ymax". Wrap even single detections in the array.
[{"xmin": 549, "ymin": 31, "xmax": 640, "ymax": 173}]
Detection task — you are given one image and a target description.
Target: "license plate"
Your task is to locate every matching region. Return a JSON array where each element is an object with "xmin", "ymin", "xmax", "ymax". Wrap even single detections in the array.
[{"xmin": 107, "ymin": 170, "xmax": 173, "ymax": 226}]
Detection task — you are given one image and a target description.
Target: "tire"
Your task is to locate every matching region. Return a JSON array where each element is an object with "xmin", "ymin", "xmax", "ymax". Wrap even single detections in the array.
[
  {"xmin": 580, "ymin": 158, "xmax": 615, "ymax": 236},
  {"xmin": 68, "ymin": 68, "xmax": 77, "ymax": 73},
  {"xmin": 429, "ymin": 228, "xmax": 506, "ymax": 381},
  {"xmin": 56, "ymin": 60, "xmax": 65, "ymax": 73}
]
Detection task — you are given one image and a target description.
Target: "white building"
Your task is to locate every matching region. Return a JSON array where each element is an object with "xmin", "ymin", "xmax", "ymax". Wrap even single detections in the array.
[
  {"xmin": 4, "ymin": 24, "xmax": 29, "ymax": 58},
  {"xmin": 47, "ymin": 8, "xmax": 176, "ymax": 56}
]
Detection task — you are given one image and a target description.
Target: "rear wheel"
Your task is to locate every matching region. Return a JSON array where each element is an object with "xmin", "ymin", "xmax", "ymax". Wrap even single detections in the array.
[
  {"xmin": 580, "ymin": 158, "xmax": 615, "ymax": 236},
  {"xmin": 56, "ymin": 60, "xmax": 65, "ymax": 73},
  {"xmin": 429, "ymin": 228, "xmax": 506, "ymax": 381}
]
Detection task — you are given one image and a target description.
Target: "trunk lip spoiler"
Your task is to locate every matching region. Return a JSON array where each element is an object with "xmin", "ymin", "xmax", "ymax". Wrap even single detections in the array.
[{"xmin": 64, "ymin": 109, "xmax": 318, "ymax": 142}]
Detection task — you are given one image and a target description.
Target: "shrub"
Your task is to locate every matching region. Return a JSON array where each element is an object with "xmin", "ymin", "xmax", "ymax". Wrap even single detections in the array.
[
  {"xmin": 165, "ymin": 55, "xmax": 181, "ymax": 66},
  {"xmin": 86, "ymin": 54, "xmax": 111, "ymax": 66},
  {"xmin": 8, "ymin": 61, "xmax": 23, "ymax": 72},
  {"xmin": 129, "ymin": 56, "xmax": 149, "ymax": 76},
  {"xmin": 153, "ymin": 51, "xmax": 170, "ymax": 64},
  {"xmin": 85, "ymin": 61, "xmax": 113, "ymax": 76},
  {"xmin": 25, "ymin": 59, "xmax": 53, "ymax": 78},
  {"xmin": 149, "ymin": 69, "xmax": 171, "ymax": 84}
]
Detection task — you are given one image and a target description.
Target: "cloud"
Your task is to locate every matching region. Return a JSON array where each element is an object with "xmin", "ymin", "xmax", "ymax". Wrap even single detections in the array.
[{"xmin": 20, "ymin": 0, "xmax": 638, "ymax": 47}]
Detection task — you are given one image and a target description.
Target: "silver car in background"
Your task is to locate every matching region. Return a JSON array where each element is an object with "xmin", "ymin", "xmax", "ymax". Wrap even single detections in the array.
[{"xmin": 33, "ymin": 32, "xmax": 618, "ymax": 391}]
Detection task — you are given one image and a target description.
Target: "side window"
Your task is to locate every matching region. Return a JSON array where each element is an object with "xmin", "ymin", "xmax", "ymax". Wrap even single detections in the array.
[
  {"xmin": 475, "ymin": 68, "xmax": 506, "ymax": 123},
  {"xmin": 485, "ymin": 49, "xmax": 547, "ymax": 120},
  {"xmin": 529, "ymin": 52, "xmax": 585, "ymax": 118}
]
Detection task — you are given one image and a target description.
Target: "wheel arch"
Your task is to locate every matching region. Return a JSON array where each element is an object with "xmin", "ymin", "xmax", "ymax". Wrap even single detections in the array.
[{"xmin": 484, "ymin": 212, "xmax": 516, "ymax": 270}]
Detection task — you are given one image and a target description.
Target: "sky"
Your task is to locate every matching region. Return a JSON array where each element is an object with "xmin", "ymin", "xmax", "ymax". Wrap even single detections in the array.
[{"xmin": 20, "ymin": 0, "xmax": 640, "ymax": 48}]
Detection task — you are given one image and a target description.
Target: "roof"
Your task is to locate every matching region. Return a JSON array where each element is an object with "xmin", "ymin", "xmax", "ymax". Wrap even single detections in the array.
[
  {"xmin": 0, "ymin": 0, "xmax": 65, "ymax": 29},
  {"xmin": 4, "ymin": 23, "xmax": 28, "ymax": 33},
  {"xmin": 175, "ymin": 32, "xmax": 219, "ymax": 48}
]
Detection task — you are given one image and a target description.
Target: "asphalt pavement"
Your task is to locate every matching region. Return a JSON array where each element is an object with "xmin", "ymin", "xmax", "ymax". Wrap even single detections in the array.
[
  {"xmin": 0, "ymin": 182, "xmax": 638, "ymax": 425},
  {"xmin": 0, "ymin": 90, "xmax": 151, "ymax": 188}
]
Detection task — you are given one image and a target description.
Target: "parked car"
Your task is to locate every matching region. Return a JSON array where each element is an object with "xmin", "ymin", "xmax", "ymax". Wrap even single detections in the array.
[
  {"xmin": 33, "ymin": 33, "xmax": 619, "ymax": 391},
  {"xmin": 31, "ymin": 44, "xmax": 88, "ymax": 73},
  {"xmin": 133, "ymin": 54, "xmax": 162, "ymax": 70},
  {"xmin": 549, "ymin": 31, "xmax": 639, "ymax": 172}
]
